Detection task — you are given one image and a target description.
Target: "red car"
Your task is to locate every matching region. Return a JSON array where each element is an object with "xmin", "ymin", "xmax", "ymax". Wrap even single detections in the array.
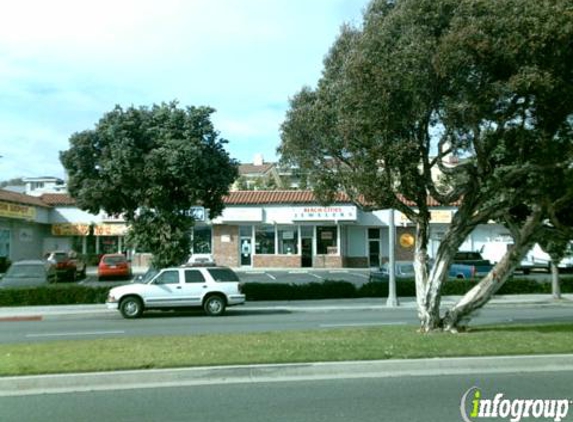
[{"xmin": 98, "ymin": 254, "xmax": 132, "ymax": 281}]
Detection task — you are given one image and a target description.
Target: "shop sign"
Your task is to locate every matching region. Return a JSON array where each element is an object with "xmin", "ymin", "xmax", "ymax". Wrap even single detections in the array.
[
  {"xmin": 399, "ymin": 210, "xmax": 453, "ymax": 224},
  {"xmin": 217, "ymin": 208, "xmax": 263, "ymax": 223},
  {"xmin": 0, "ymin": 201, "xmax": 36, "ymax": 220},
  {"xmin": 94, "ymin": 224, "xmax": 128, "ymax": 236},
  {"xmin": 292, "ymin": 206, "xmax": 357, "ymax": 222},
  {"xmin": 52, "ymin": 223, "xmax": 90, "ymax": 236}
]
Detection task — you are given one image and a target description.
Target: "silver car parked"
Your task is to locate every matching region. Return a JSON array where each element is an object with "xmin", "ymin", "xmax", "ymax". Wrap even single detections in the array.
[{"xmin": 0, "ymin": 260, "xmax": 57, "ymax": 289}]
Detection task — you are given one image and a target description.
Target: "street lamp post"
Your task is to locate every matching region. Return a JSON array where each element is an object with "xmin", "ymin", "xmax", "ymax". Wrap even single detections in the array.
[{"xmin": 387, "ymin": 208, "xmax": 399, "ymax": 307}]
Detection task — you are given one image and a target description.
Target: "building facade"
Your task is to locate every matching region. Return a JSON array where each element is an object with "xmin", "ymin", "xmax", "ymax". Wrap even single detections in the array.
[{"xmin": 1, "ymin": 188, "xmax": 518, "ymax": 269}]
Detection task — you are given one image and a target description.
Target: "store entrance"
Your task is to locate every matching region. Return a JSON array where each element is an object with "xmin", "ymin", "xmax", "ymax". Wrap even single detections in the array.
[
  {"xmin": 240, "ymin": 237, "xmax": 252, "ymax": 266},
  {"xmin": 301, "ymin": 238, "xmax": 312, "ymax": 267}
]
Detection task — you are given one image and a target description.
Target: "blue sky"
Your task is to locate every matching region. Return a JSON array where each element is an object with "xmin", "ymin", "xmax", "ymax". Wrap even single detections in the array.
[{"xmin": 0, "ymin": 0, "xmax": 370, "ymax": 181}]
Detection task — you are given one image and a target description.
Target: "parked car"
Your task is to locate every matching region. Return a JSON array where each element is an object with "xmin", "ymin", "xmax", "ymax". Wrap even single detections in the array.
[
  {"xmin": 98, "ymin": 254, "xmax": 132, "ymax": 281},
  {"xmin": 106, "ymin": 265, "xmax": 246, "ymax": 318},
  {"xmin": 0, "ymin": 260, "xmax": 57, "ymax": 289},
  {"xmin": 45, "ymin": 250, "xmax": 86, "ymax": 281},
  {"xmin": 451, "ymin": 251, "xmax": 493, "ymax": 279},
  {"xmin": 369, "ymin": 261, "xmax": 416, "ymax": 282}
]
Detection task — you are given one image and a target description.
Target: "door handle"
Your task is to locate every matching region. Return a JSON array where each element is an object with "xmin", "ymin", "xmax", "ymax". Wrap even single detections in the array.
[{"xmin": 176, "ymin": 286, "xmax": 182, "ymax": 289}]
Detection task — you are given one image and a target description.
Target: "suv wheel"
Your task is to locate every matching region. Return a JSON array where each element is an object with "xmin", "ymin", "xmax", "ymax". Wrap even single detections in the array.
[
  {"xmin": 120, "ymin": 296, "xmax": 143, "ymax": 319},
  {"xmin": 203, "ymin": 295, "xmax": 226, "ymax": 316}
]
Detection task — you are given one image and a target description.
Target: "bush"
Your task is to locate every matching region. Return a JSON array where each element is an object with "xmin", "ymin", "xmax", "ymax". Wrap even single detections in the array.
[{"xmin": 0, "ymin": 284, "xmax": 110, "ymax": 307}]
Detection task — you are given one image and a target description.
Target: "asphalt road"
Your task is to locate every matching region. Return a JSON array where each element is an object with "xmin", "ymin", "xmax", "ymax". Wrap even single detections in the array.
[
  {"xmin": 2, "ymin": 370, "xmax": 572, "ymax": 422},
  {"xmin": 1, "ymin": 303, "xmax": 572, "ymax": 344}
]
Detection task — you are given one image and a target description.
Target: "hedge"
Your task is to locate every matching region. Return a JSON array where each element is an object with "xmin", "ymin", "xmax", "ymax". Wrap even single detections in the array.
[{"xmin": 0, "ymin": 278, "xmax": 570, "ymax": 307}]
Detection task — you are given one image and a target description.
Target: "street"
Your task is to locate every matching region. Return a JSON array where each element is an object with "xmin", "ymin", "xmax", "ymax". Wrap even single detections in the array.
[
  {"xmin": 1, "ymin": 369, "xmax": 572, "ymax": 422},
  {"xmin": 1, "ymin": 303, "xmax": 572, "ymax": 344}
]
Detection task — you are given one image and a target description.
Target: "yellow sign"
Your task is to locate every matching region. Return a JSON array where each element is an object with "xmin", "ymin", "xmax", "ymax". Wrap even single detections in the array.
[
  {"xmin": 398, "ymin": 210, "xmax": 453, "ymax": 224},
  {"xmin": 52, "ymin": 224, "xmax": 90, "ymax": 236},
  {"xmin": 399, "ymin": 233, "xmax": 415, "ymax": 249},
  {"xmin": 93, "ymin": 224, "xmax": 128, "ymax": 236},
  {"xmin": 0, "ymin": 201, "xmax": 36, "ymax": 220}
]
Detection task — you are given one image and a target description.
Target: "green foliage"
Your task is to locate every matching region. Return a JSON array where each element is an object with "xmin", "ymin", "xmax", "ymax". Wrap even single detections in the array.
[
  {"xmin": 0, "ymin": 278, "xmax": 570, "ymax": 306},
  {"xmin": 0, "ymin": 285, "xmax": 110, "ymax": 307},
  {"xmin": 60, "ymin": 102, "xmax": 238, "ymax": 268}
]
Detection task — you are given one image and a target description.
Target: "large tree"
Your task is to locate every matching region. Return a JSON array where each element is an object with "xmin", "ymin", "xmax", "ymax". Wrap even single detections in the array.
[
  {"xmin": 61, "ymin": 102, "xmax": 238, "ymax": 268},
  {"xmin": 280, "ymin": 0, "xmax": 573, "ymax": 331}
]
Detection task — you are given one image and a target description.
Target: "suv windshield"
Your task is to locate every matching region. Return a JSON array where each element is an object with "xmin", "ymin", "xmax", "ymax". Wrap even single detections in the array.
[
  {"xmin": 207, "ymin": 268, "xmax": 240, "ymax": 282},
  {"xmin": 139, "ymin": 268, "xmax": 159, "ymax": 284}
]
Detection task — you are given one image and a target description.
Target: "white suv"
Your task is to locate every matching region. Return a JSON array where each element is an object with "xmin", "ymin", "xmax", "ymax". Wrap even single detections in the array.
[{"xmin": 106, "ymin": 266, "xmax": 245, "ymax": 318}]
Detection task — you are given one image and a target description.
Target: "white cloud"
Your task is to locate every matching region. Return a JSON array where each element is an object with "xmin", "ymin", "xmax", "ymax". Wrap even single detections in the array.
[{"xmin": 0, "ymin": 0, "xmax": 370, "ymax": 180}]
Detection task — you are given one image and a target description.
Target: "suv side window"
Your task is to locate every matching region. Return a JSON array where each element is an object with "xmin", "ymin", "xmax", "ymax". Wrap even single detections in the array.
[
  {"xmin": 153, "ymin": 270, "xmax": 180, "ymax": 285},
  {"xmin": 185, "ymin": 270, "xmax": 206, "ymax": 283},
  {"xmin": 207, "ymin": 268, "xmax": 240, "ymax": 282}
]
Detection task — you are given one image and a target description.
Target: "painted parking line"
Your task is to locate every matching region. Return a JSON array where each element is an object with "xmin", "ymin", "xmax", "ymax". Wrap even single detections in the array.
[
  {"xmin": 25, "ymin": 330, "xmax": 126, "ymax": 338},
  {"xmin": 309, "ymin": 273, "xmax": 324, "ymax": 280},
  {"xmin": 320, "ymin": 321, "xmax": 408, "ymax": 328}
]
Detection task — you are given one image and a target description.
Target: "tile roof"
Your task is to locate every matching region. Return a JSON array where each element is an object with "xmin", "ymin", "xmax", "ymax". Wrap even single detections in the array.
[
  {"xmin": 37, "ymin": 191, "xmax": 459, "ymax": 208},
  {"xmin": 223, "ymin": 190, "xmax": 353, "ymax": 205},
  {"xmin": 39, "ymin": 193, "xmax": 76, "ymax": 206},
  {"xmin": 0, "ymin": 189, "xmax": 52, "ymax": 208}
]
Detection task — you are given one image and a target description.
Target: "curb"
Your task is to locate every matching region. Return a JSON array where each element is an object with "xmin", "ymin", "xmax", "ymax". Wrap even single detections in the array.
[{"xmin": 2, "ymin": 354, "xmax": 573, "ymax": 396}]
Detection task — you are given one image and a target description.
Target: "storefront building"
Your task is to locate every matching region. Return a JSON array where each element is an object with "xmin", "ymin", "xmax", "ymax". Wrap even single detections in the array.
[
  {"xmin": 0, "ymin": 190, "xmax": 52, "ymax": 264},
  {"xmin": 0, "ymin": 189, "xmax": 517, "ymax": 269}
]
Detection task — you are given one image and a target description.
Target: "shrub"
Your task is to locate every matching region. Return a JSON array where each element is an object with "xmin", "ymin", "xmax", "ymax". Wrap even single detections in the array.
[{"xmin": 0, "ymin": 284, "xmax": 110, "ymax": 307}]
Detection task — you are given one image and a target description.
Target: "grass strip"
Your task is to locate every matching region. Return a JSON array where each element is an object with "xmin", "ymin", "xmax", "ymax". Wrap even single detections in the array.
[{"xmin": 1, "ymin": 323, "xmax": 572, "ymax": 376}]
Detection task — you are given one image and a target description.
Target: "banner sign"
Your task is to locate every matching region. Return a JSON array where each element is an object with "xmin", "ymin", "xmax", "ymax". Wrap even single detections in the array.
[
  {"xmin": 0, "ymin": 201, "xmax": 36, "ymax": 220},
  {"xmin": 52, "ymin": 223, "xmax": 90, "ymax": 236},
  {"xmin": 292, "ymin": 206, "xmax": 357, "ymax": 222}
]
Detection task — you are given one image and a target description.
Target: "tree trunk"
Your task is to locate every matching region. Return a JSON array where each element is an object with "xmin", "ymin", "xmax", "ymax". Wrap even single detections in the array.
[
  {"xmin": 442, "ymin": 211, "xmax": 542, "ymax": 332},
  {"xmin": 551, "ymin": 261, "xmax": 562, "ymax": 299},
  {"xmin": 413, "ymin": 220, "xmax": 433, "ymax": 329},
  {"xmin": 418, "ymin": 206, "xmax": 481, "ymax": 332}
]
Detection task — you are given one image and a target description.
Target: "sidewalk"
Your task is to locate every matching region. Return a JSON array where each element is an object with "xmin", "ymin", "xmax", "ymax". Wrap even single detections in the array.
[{"xmin": 0, "ymin": 294, "xmax": 571, "ymax": 321}]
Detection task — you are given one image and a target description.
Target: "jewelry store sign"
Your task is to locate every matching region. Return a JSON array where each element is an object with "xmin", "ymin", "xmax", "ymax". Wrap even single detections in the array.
[
  {"xmin": 0, "ymin": 201, "xmax": 36, "ymax": 220},
  {"xmin": 293, "ymin": 206, "xmax": 357, "ymax": 222}
]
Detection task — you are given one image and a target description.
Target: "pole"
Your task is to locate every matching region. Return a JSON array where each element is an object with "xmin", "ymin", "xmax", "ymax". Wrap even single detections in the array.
[{"xmin": 387, "ymin": 208, "xmax": 399, "ymax": 307}]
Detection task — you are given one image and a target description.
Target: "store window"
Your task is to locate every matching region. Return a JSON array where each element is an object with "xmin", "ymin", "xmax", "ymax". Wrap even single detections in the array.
[
  {"xmin": 278, "ymin": 226, "xmax": 298, "ymax": 255},
  {"xmin": 192, "ymin": 226, "xmax": 212, "ymax": 254},
  {"xmin": 0, "ymin": 229, "xmax": 10, "ymax": 257},
  {"xmin": 317, "ymin": 226, "xmax": 337, "ymax": 254},
  {"xmin": 255, "ymin": 225, "xmax": 275, "ymax": 254},
  {"xmin": 100, "ymin": 236, "xmax": 119, "ymax": 254}
]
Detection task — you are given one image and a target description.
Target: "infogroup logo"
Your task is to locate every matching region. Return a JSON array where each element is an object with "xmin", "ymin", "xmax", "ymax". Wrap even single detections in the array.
[{"xmin": 460, "ymin": 387, "xmax": 571, "ymax": 422}]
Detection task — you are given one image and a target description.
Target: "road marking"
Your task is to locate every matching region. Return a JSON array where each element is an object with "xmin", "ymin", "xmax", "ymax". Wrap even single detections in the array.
[
  {"xmin": 328, "ymin": 270, "xmax": 349, "ymax": 274},
  {"xmin": 265, "ymin": 273, "xmax": 277, "ymax": 280},
  {"xmin": 26, "ymin": 330, "xmax": 125, "ymax": 338},
  {"xmin": 320, "ymin": 322, "xmax": 408, "ymax": 328},
  {"xmin": 309, "ymin": 273, "xmax": 323, "ymax": 279}
]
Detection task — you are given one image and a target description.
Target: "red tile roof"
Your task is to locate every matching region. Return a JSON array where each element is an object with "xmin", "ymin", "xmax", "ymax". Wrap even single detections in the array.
[
  {"xmin": 223, "ymin": 190, "xmax": 353, "ymax": 205},
  {"xmin": 0, "ymin": 189, "xmax": 51, "ymax": 208},
  {"xmin": 39, "ymin": 193, "xmax": 76, "ymax": 206},
  {"xmin": 38, "ymin": 191, "xmax": 458, "ymax": 208}
]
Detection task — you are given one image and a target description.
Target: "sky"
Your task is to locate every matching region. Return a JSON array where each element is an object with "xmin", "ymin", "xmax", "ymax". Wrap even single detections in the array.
[{"xmin": 0, "ymin": 0, "xmax": 370, "ymax": 182}]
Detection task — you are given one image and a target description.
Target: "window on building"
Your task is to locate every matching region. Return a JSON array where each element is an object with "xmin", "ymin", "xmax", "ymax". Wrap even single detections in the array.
[
  {"xmin": 255, "ymin": 225, "xmax": 275, "ymax": 254},
  {"xmin": 368, "ymin": 228, "xmax": 380, "ymax": 239},
  {"xmin": 192, "ymin": 226, "xmax": 212, "ymax": 253},
  {"xmin": 317, "ymin": 226, "xmax": 337, "ymax": 255},
  {"xmin": 278, "ymin": 226, "xmax": 298, "ymax": 254},
  {"xmin": 0, "ymin": 229, "xmax": 10, "ymax": 257}
]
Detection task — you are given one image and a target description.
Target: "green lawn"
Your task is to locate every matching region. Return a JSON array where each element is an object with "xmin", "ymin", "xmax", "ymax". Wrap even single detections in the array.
[{"xmin": 1, "ymin": 323, "xmax": 572, "ymax": 376}]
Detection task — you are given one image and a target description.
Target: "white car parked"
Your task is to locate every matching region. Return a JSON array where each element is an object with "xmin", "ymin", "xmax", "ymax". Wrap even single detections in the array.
[{"xmin": 106, "ymin": 266, "xmax": 245, "ymax": 318}]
